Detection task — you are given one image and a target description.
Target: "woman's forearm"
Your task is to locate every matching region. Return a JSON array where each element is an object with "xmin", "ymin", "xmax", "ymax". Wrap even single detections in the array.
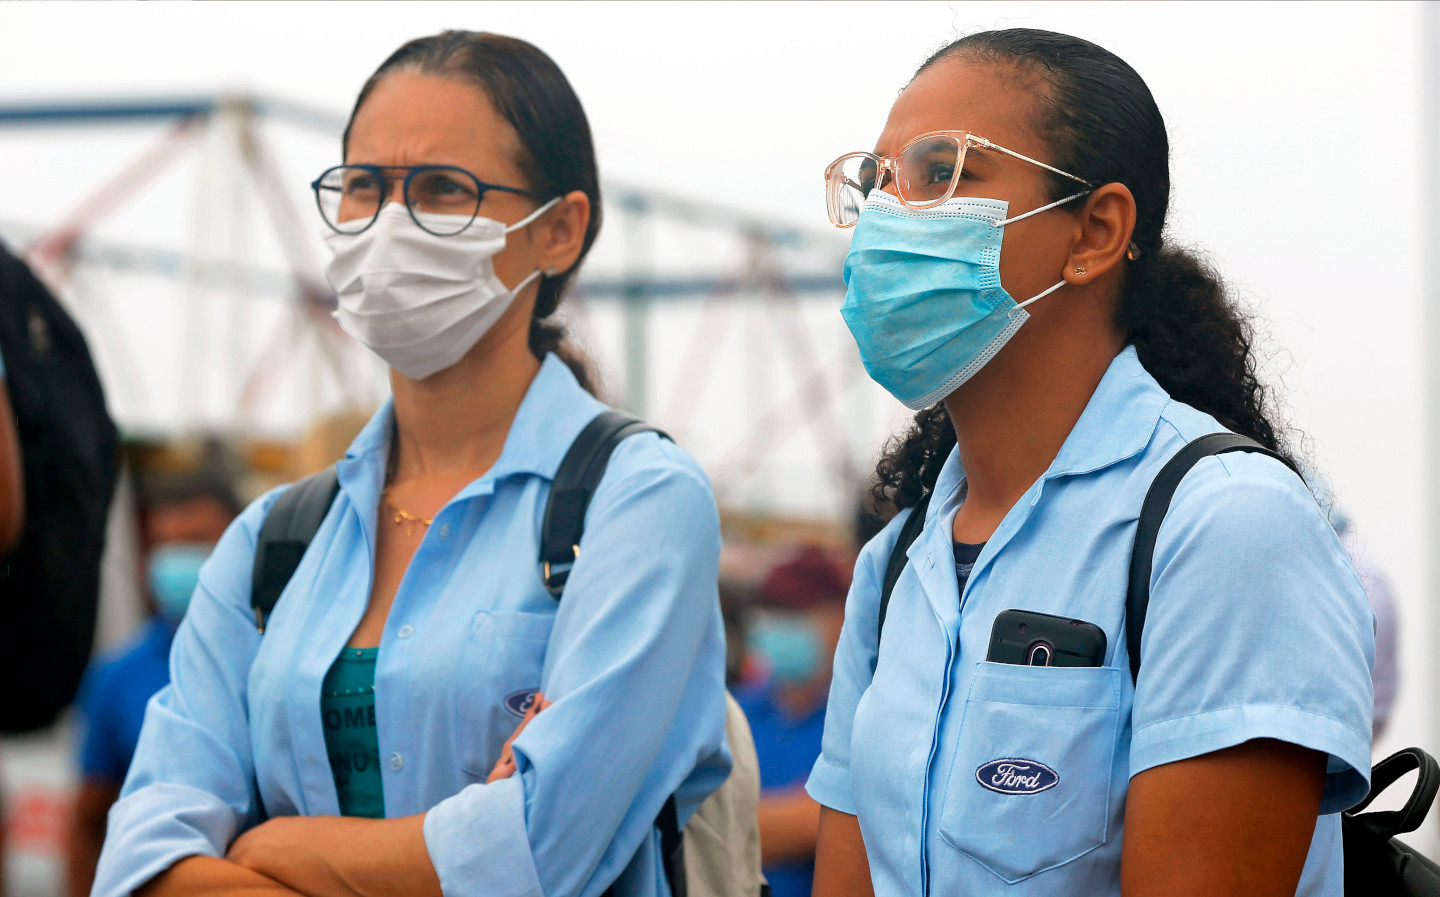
[
  {"xmin": 137, "ymin": 856, "xmax": 309, "ymax": 897},
  {"xmin": 812, "ymin": 807, "xmax": 874, "ymax": 897},
  {"xmin": 757, "ymin": 788, "xmax": 822, "ymax": 865},
  {"xmin": 229, "ymin": 815, "xmax": 442, "ymax": 897}
]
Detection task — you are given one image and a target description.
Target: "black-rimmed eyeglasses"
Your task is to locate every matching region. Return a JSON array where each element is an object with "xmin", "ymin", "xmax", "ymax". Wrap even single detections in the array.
[{"xmin": 311, "ymin": 164, "xmax": 545, "ymax": 237}]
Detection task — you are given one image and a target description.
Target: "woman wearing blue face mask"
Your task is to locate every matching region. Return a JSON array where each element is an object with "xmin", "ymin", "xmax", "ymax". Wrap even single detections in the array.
[
  {"xmin": 809, "ymin": 29, "xmax": 1372, "ymax": 897},
  {"xmin": 91, "ymin": 31, "xmax": 729, "ymax": 897}
]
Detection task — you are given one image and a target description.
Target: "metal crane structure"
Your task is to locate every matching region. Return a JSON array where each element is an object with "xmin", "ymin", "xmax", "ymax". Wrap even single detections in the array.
[{"xmin": 0, "ymin": 94, "xmax": 891, "ymax": 526}]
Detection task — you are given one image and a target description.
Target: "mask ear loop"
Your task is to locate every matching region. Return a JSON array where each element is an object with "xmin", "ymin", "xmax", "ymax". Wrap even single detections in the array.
[
  {"xmin": 503, "ymin": 196, "xmax": 563, "ymax": 234},
  {"xmin": 993, "ymin": 190, "xmax": 1090, "ymax": 228},
  {"xmin": 507, "ymin": 267, "xmax": 545, "ymax": 296},
  {"xmin": 1014, "ymin": 279, "xmax": 1067, "ymax": 310},
  {"xmin": 500, "ymin": 197, "xmax": 564, "ymax": 294},
  {"xmin": 995, "ymin": 190, "xmax": 1091, "ymax": 311}
]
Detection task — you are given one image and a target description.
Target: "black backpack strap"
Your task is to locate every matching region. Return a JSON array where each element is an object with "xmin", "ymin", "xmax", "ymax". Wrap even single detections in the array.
[
  {"xmin": 540, "ymin": 410, "xmax": 666, "ymax": 598},
  {"xmin": 877, "ymin": 492, "xmax": 931, "ymax": 644},
  {"xmin": 548, "ymin": 412, "xmax": 678, "ymax": 897},
  {"xmin": 1126, "ymin": 433, "xmax": 1299, "ymax": 682},
  {"xmin": 1345, "ymin": 747, "xmax": 1440, "ymax": 839},
  {"xmin": 658, "ymin": 795, "xmax": 686, "ymax": 897},
  {"xmin": 250, "ymin": 466, "xmax": 341, "ymax": 633}
]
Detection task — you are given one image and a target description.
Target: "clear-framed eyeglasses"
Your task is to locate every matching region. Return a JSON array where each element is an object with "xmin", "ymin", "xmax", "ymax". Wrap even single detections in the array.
[
  {"xmin": 311, "ymin": 164, "xmax": 546, "ymax": 237},
  {"xmin": 823, "ymin": 130, "xmax": 1093, "ymax": 228}
]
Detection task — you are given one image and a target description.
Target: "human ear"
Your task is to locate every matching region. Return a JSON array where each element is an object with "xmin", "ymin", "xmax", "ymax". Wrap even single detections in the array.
[
  {"xmin": 1064, "ymin": 182, "xmax": 1136, "ymax": 285},
  {"xmin": 536, "ymin": 190, "xmax": 591, "ymax": 277}
]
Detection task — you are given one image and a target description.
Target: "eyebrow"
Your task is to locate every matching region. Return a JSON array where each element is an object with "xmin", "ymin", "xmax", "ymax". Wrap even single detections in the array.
[{"xmin": 963, "ymin": 145, "xmax": 998, "ymax": 165}]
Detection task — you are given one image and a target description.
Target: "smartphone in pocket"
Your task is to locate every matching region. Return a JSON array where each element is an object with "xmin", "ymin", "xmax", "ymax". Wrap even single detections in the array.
[{"xmin": 986, "ymin": 609, "xmax": 1107, "ymax": 667}]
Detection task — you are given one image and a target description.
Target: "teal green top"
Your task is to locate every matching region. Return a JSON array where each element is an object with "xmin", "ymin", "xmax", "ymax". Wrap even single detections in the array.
[{"xmin": 320, "ymin": 646, "xmax": 384, "ymax": 818}]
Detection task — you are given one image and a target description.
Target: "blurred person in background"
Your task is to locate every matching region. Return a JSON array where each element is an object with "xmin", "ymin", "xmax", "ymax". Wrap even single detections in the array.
[
  {"xmin": 737, "ymin": 546, "xmax": 849, "ymax": 897},
  {"xmin": 91, "ymin": 30, "xmax": 729, "ymax": 897},
  {"xmin": 67, "ymin": 471, "xmax": 240, "ymax": 897}
]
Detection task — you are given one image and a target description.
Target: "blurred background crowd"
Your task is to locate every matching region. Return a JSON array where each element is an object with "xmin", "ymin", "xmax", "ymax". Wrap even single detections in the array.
[{"xmin": 0, "ymin": 2, "xmax": 1436, "ymax": 896}]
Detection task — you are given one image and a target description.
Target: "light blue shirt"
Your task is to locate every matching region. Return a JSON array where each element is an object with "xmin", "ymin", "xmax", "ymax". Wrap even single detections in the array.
[
  {"xmin": 93, "ymin": 354, "xmax": 731, "ymax": 897},
  {"xmin": 807, "ymin": 347, "xmax": 1373, "ymax": 897}
]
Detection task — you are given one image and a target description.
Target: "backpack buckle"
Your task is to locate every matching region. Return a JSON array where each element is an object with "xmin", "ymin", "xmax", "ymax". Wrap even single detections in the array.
[{"xmin": 542, "ymin": 544, "xmax": 580, "ymax": 597}]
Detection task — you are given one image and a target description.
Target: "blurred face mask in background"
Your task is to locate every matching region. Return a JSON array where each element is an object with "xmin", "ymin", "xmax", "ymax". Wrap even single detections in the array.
[
  {"xmin": 748, "ymin": 614, "xmax": 823, "ymax": 686},
  {"xmin": 148, "ymin": 542, "xmax": 214, "ymax": 623},
  {"xmin": 324, "ymin": 198, "xmax": 558, "ymax": 380}
]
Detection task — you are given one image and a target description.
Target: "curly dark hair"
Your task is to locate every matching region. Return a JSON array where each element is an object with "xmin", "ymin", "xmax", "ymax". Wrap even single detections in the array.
[
  {"xmin": 343, "ymin": 31, "xmax": 601, "ymax": 393},
  {"xmin": 870, "ymin": 28, "xmax": 1290, "ymax": 517}
]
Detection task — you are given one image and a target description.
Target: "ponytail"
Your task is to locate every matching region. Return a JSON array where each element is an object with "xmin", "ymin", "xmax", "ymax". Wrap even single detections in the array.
[
  {"xmin": 529, "ymin": 314, "xmax": 599, "ymax": 396},
  {"xmin": 1120, "ymin": 245, "xmax": 1284, "ymax": 457}
]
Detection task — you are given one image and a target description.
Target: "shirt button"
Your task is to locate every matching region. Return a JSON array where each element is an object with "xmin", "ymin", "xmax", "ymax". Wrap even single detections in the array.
[
  {"xmin": 390, "ymin": 752, "xmax": 403, "ymax": 771},
  {"xmin": 397, "ymin": 625, "xmax": 414, "ymax": 639}
]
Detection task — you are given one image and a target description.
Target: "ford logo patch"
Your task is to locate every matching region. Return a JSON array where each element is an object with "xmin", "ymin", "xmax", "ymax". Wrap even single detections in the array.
[
  {"xmin": 503, "ymin": 688, "xmax": 540, "ymax": 718},
  {"xmin": 976, "ymin": 758, "xmax": 1059, "ymax": 795}
]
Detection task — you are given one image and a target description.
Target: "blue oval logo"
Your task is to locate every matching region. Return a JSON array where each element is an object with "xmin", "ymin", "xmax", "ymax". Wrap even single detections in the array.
[
  {"xmin": 976, "ymin": 758, "xmax": 1059, "ymax": 795},
  {"xmin": 503, "ymin": 688, "xmax": 540, "ymax": 718}
]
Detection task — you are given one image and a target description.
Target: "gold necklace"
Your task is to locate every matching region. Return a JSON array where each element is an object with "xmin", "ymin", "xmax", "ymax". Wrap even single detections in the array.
[{"xmin": 383, "ymin": 489, "xmax": 432, "ymax": 537}]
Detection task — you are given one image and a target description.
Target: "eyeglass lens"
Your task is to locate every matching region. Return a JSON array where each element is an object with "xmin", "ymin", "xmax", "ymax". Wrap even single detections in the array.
[
  {"xmin": 315, "ymin": 166, "xmax": 484, "ymax": 236},
  {"xmin": 895, "ymin": 135, "xmax": 963, "ymax": 205},
  {"xmin": 827, "ymin": 156, "xmax": 879, "ymax": 228},
  {"xmin": 825, "ymin": 134, "xmax": 966, "ymax": 227}
]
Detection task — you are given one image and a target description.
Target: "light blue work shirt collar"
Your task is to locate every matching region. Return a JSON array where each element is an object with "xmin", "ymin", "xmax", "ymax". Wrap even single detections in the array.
[
  {"xmin": 909, "ymin": 347, "xmax": 1169, "ymax": 629},
  {"xmin": 922, "ymin": 345, "xmax": 1166, "ymax": 532}
]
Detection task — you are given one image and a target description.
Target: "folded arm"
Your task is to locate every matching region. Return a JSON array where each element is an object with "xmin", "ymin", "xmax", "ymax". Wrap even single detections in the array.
[
  {"xmin": 223, "ymin": 699, "xmax": 549, "ymax": 897},
  {"xmin": 138, "ymin": 856, "xmax": 308, "ymax": 897}
]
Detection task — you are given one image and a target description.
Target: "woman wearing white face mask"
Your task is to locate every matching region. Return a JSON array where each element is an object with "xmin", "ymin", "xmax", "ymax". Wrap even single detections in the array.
[{"xmin": 91, "ymin": 31, "xmax": 730, "ymax": 897}]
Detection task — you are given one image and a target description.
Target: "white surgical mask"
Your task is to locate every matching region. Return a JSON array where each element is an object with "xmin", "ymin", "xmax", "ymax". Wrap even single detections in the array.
[{"xmin": 324, "ymin": 197, "xmax": 559, "ymax": 380}]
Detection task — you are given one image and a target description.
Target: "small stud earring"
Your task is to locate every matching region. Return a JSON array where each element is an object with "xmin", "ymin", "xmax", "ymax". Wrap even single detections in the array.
[
  {"xmin": 544, "ymin": 266, "xmax": 560, "ymax": 277},
  {"xmin": 1126, "ymin": 242, "xmax": 1141, "ymax": 261},
  {"xmin": 1073, "ymin": 265, "xmax": 1087, "ymax": 275}
]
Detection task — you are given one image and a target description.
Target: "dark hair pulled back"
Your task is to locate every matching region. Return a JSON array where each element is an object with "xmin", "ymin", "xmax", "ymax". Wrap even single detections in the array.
[
  {"xmin": 870, "ymin": 28, "xmax": 1289, "ymax": 517},
  {"xmin": 343, "ymin": 30, "xmax": 601, "ymax": 392}
]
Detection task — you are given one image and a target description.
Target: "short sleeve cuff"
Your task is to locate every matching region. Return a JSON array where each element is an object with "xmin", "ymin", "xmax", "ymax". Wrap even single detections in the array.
[
  {"xmin": 806, "ymin": 755, "xmax": 856, "ymax": 815},
  {"xmin": 424, "ymin": 776, "xmax": 542, "ymax": 897},
  {"xmin": 91, "ymin": 784, "xmax": 232, "ymax": 897},
  {"xmin": 1130, "ymin": 704, "xmax": 1372, "ymax": 814}
]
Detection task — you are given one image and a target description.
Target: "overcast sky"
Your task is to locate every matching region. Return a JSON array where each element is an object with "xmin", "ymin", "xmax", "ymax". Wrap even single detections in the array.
[{"xmin": 1, "ymin": 0, "xmax": 1436, "ymax": 783}]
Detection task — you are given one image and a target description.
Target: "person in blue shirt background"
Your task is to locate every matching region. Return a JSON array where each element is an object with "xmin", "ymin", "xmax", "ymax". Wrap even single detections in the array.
[
  {"xmin": 68, "ymin": 469, "xmax": 240, "ymax": 897},
  {"xmin": 808, "ymin": 28, "xmax": 1373, "ymax": 897},
  {"xmin": 736, "ymin": 546, "xmax": 850, "ymax": 897},
  {"xmin": 91, "ymin": 30, "xmax": 729, "ymax": 897}
]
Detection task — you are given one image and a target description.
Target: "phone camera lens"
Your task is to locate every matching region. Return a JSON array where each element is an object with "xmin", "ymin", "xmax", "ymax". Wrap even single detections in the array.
[{"xmin": 1027, "ymin": 642, "xmax": 1053, "ymax": 666}]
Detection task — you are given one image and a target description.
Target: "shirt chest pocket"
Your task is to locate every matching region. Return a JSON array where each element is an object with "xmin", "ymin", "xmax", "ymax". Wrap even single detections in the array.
[
  {"xmin": 456, "ymin": 609, "xmax": 555, "ymax": 779},
  {"xmin": 940, "ymin": 661, "xmax": 1122, "ymax": 883}
]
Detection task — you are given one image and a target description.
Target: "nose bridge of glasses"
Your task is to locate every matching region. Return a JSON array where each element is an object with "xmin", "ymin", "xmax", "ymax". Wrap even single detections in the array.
[
  {"xmin": 357, "ymin": 166, "xmax": 420, "ymax": 207},
  {"xmin": 876, "ymin": 157, "xmax": 894, "ymax": 192}
]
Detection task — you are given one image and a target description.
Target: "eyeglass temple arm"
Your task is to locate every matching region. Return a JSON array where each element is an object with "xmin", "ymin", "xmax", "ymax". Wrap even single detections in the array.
[{"xmin": 970, "ymin": 136, "xmax": 1092, "ymax": 186}]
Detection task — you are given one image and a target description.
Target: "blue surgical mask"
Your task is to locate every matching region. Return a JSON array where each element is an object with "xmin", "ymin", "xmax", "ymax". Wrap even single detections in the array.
[
  {"xmin": 748, "ymin": 616, "xmax": 823, "ymax": 686},
  {"xmin": 147, "ymin": 543, "xmax": 213, "ymax": 622},
  {"xmin": 840, "ymin": 190, "xmax": 1079, "ymax": 409}
]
